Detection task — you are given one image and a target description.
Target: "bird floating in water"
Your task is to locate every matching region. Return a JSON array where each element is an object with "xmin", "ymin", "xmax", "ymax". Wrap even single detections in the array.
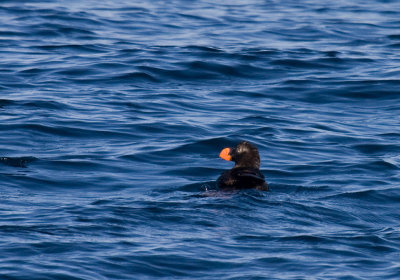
[{"xmin": 217, "ymin": 141, "xmax": 268, "ymax": 191}]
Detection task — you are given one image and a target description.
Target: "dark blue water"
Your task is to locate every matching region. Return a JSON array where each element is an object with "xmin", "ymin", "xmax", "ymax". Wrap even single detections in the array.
[{"xmin": 1, "ymin": 0, "xmax": 400, "ymax": 279}]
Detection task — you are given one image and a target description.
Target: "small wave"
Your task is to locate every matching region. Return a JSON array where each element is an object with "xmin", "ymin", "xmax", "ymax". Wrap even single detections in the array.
[
  {"xmin": 35, "ymin": 44, "xmax": 109, "ymax": 54},
  {"xmin": 271, "ymin": 58, "xmax": 343, "ymax": 70},
  {"xmin": 324, "ymin": 188, "xmax": 400, "ymax": 204},
  {"xmin": 0, "ymin": 99, "xmax": 14, "ymax": 108},
  {"xmin": 352, "ymin": 143, "xmax": 399, "ymax": 155},
  {"xmin": 0, "ymin": 123, "xmax": 135, "ymax": 139},
  {"xmin": 0, "ymin": 156, "xmax": 37, "ymax": 167},
  {"xmin": 111, "ymin": 72, "xmax": 159, "ymax": 83}
]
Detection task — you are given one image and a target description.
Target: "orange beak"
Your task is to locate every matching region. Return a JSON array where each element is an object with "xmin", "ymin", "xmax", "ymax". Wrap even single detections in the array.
[{"xmin": 219, "ymin": 147, "xmax": 232, "ymax": 161}]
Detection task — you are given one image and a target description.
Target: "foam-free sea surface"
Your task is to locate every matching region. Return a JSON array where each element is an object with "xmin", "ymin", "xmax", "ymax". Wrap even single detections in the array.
[{"xmin": 1, "ymin": 0, "xmax": 400, "ymax": 279}]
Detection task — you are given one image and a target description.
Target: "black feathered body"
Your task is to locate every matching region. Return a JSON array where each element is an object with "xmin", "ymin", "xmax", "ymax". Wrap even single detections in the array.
[{"xmin": 217, "ymin": 167, "xmax": 268, "ymax": 191}]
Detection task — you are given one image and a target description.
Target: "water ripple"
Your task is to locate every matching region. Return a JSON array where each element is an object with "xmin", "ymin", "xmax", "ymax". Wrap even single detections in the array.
[{"xmin": 1, "ymin": 0, "xmax": 400, "ymax": 279}]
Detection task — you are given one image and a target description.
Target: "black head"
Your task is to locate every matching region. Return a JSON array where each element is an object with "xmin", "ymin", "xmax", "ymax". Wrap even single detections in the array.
[{"xmin": 219, "ymin": 141, "xmax": 261, "ymax": 169}]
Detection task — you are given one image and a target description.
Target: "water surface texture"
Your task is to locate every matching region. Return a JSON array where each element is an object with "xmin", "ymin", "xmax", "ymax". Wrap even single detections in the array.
[{"xmin": 1, "ymin": 0, "xmax": 400, "ymax": 279}]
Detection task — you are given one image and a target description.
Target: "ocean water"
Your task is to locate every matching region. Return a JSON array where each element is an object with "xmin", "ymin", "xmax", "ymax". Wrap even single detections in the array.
[{"xmin": 1, "ymin": 0, "xmax": 400, "ymax": 279}]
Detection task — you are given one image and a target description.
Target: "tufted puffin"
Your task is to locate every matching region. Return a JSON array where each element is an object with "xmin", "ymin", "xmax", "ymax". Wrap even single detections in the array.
[{"xmin": 217, "ymin": 141, "xmax": 268, "ymax": 191}]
